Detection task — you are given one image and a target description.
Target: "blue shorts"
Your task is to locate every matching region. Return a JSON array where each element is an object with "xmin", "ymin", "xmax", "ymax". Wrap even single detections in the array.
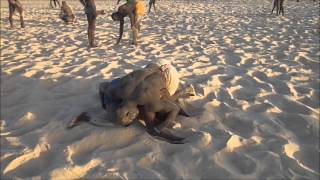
[{"xmin": 100, "ymin": 79, "xmax": 120, "ymax": 110}]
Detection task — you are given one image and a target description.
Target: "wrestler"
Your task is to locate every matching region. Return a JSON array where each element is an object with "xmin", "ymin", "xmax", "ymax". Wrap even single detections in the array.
[
  {"xmin": 111, "ymin": 0, "xmax": 145, "ymax": 45},
  {"xmin": 8, "ymin": 0, "xmax": 25, "ymax": 28},
  {"xmin": 116, "ymin": 68, "xmax": 179, "ymax": 127},
  {"xmin": 67, "ymin": 63, "xmax": 160, "ymax": 129},
  {"xmin": 68, "ymin": 62, "xmax": 194, "ymax": 143},
  {"xmin": 80, "ymin": 0, "xmax": 106, "ymax": 47},
  {"xmin": 50, "ymin": 0, "xmax": 60, "ymax": 8},
  {"xmin": 60, "ymin": 1, "xmax": 76, "ymax": 23}
]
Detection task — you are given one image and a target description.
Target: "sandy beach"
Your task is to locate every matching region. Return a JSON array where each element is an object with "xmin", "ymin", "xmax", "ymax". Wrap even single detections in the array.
[{"xmin": 1, "ymin": 0, "xmax": 319, "ymax": 179}]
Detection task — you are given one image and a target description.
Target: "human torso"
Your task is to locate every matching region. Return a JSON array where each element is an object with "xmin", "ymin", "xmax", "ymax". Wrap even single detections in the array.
[
  {"xmin": 131, "ymin": 71, "xmax": 166, "ymax": 105},
  {"xmin": 118, "ymin": 2, "xmax": 135, "ymax": 17},
  {"xmin": 84, "ymin": 0, "xmax": 96, "ymax": 14}
]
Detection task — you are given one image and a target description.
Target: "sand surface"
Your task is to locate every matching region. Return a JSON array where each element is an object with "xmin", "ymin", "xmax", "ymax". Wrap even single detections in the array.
[{"xmin": 1, "ymin": 0, "xmax": 319, "ymax": 179}]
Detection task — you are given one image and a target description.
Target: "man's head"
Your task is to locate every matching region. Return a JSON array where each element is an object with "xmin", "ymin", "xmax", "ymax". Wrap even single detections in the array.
[
  {"xmin": 62, "ymin": 0, "xmax": 66, "ymax": 6},
  {"xmin": 116, "ymin": 101, "xmax": 139, "ymax": 126},
  {"xmin": 111, "ymin": 12, "xmax": 121, "ymax": 21}
]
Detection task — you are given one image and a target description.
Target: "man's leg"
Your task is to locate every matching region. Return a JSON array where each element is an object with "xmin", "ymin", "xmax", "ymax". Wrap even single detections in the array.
[
  {"xmin": 145, "ymin": 100, "xmax": 180, "ymax": 130},
  {"xmin": 56, "ymin": 0, "xmax": 60, "ymax": 7},
  {"xmin": 136, "ymin": 15, "xmax": 142, "ymax": 32},
  {"xmin": 9, "ymin": 4, "xmax": 15, "ymax": 28},
  {"xmin": 153, "ymin": 0, "xmax": 156, "ymax": 12},
  {"xmin": 132, "ymin": 27, "xmax": 138, "ymax": 45},
  {"xmin": 91, "ymin": 18, "xmax": 96, "ymax": 47},
  {"xmin": 87, "ymin": 15, "xmax": 97, "ymax": 47},
  {"xmin": 148, "ymin": 0, "xmax": 152, "ymax": 13},
  {"xmin": 271, "ymin": 0, "xmax": 276, "ymax": 14},
  {"xmin": 18, "ymin": 9, "xmax": 25, "ymax": 28}
]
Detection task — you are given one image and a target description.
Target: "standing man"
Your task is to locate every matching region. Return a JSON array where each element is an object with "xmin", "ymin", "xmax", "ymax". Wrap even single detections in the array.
[
  {"xmin": 80, "ymin": 0, "xmax": 105, "ymax": 47},
  {"xmin": 8, "ymin": 0, "xmax": 25, "ymax": 28}
]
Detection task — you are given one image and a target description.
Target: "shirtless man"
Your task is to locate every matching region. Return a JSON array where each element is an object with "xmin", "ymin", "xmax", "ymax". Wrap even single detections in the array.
[
  {"xmin": 111, "ymin": 0, "xmax": 145, "ymax": 45},
  {"xmin": 8, "ymin": 0, "xmax": 25, "ymax": 28},
  {"xmin": 60, "ymin": 1, "xmax": 76, "ymax": 23},
  {"xmin": 80, "ymin": 0, "xmax": 106, "ymax": 47},
  {"xmin": 116, "ymin": 67, "xmax": 179, "ymax": 128},
  {"xmin": 50, "ymin": 0, "xmax": 60, "ymax": 8},
  {"xmin": 100, "ymin": 63, "xmax": 192, "ymax": 126},
  {"xmin": 69, "ymin": 63, "xmax": 194, "ymax": 143},
  {"xmin": 67, "ymin": 63, "xmax": 160, "ymax": 128},
  {"xmin": 271, "ymin": 0, "xmax": 284, "ymax": 16},
  {"xmin": 100, "ymin": 63, "xmax": 160, "ymax": 110}
]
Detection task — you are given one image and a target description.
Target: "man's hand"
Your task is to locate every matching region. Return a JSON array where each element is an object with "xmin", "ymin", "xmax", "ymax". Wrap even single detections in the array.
[
  {"xmin": 67, "ymin": 112, "xmax": 90, "ymax": 129},
  {"xmin": 147, "ymin": 127, "xmax": 185, "ymax": 144}
]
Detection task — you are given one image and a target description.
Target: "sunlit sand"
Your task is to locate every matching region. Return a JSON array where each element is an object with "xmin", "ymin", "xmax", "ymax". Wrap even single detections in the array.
[{"xmin": 1, "ymin": 0, "xmax": 319, "ymax": 179}]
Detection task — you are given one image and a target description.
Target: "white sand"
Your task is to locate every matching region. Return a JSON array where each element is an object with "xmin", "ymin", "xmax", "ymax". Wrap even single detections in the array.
[{"xmin": 1, "ymin": 0, "xmax": 319, "ymax": 179}]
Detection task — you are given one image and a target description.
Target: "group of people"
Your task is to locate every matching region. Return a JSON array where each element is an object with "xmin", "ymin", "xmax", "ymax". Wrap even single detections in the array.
[
  {"xmin": 7, "ymin": 0, "xmax": 317, "ymax": 47},
  {"xmin": 7, "ymin": 0, "xmax": 156, "ymax": 47},
  {"xmin": 59, "ymin": 0, "xmax": 156, "ymax": 47},
  {"xmin": 68, "ymin": 60, "xmax": 196, "ymax": 143},
  {"xmin": 8, "ymin": 0, "xmax": 316, "ymax": 143},
  {"xmin": 271, "ymin": 0, "xmax": 316, "ymax": 16}
]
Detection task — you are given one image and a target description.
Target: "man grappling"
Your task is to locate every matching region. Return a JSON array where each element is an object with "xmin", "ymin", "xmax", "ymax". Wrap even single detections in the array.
[
  {"xmin": 68, "ymin": 61, "xmax": 195, "ymax": 143},
  {"xmin": 111, "ymin": 0, "xmax": 145, "ymax": 45}
]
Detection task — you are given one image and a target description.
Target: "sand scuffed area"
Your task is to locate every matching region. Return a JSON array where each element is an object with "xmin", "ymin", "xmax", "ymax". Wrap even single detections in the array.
[{"xmin": 1, "ymin": 0, "xmax": 319, "ymax": 179}]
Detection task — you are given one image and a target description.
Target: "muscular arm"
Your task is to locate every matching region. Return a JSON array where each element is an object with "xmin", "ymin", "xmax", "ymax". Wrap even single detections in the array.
[{"xmin": 116, "ymin": 19, "xmax": 124, "ymax": 44}]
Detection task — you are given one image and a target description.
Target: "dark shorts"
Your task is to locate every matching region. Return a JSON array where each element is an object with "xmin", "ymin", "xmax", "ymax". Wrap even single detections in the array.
[
  {"xmin": 85, "ymin": 9, "xmax": 97, "ymax": 21},
  {"xmin": 99, "ymin": 79, "xmax": 121, "ymax": 110}
]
